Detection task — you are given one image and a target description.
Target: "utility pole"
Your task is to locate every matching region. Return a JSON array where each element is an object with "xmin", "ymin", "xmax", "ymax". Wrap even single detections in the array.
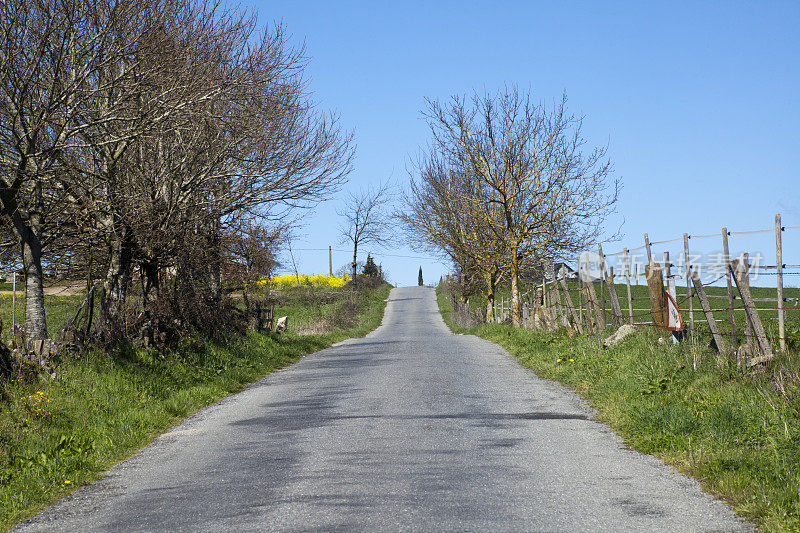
[{"xmin": 329, "ymin": 245, "xmax": 333, "ymax": 277}]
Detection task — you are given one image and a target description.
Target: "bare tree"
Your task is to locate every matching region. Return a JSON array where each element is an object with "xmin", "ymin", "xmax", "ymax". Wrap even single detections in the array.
[
  {"xmin": 400, "ymin": 154, "xmax": 510, "ymax": 321},
  {"xmin": 65, "ymin": 4, "xmax": 352, "ymax": 340},
  {"xmin": 1, "ymin": 0, "xmax": 353, "ymax": 347},
  {"xmin": 338, "ymin": 182, "xmax": 393, "ymax": 285},
  {"xmin": 222, "ymin": 216, "xmax": 289, "ymax": 322},
  {"xmin": 0, "ymin": 0, "xmax": 157, "ymax": 341},
  {"xmin": 422, "ymin": 87, "xmax": 619, "ymax": 326}
]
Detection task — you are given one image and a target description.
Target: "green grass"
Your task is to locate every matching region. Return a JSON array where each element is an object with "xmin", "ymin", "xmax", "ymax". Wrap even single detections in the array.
[
  {"xmin": 0, "ymin": 283, "xmax": 391, "ymax": 531},
  {"xmin": 438, "ymin": 286, "xmax": 800, "ymax": 532},
  {"xmin": 0, "ymin": 293, "xmax": 85, "ymax": 343},
  {"xmin": 465, "ymin": 280, "xmax": 800, "ymax": 352}
]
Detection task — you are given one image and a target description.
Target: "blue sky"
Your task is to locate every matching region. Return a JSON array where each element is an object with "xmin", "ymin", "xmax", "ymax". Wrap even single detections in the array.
[{"xmin": 248, "ymin": 1, "xmax": 799, "ymax": 287}]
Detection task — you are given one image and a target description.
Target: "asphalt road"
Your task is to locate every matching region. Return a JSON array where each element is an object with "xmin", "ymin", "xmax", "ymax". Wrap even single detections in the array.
[{"xmin": 17, "ymin": 286, "xmax": 750, "ymax": 532}]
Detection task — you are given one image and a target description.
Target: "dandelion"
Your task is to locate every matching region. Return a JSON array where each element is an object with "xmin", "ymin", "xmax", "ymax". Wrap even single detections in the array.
[
  {"xmin": 64, "ymin": 480, "xmax": 71, "ymax": 485},
  {"xmin": 569, "ymin": 358, "xmax": 574, "ymax": 362},
  {"xmin": 556, "ymin": 358, "xmax": 562, "ymax": 363}
]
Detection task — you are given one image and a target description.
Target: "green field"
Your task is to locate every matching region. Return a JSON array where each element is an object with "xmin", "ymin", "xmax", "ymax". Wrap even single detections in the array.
[{"xmin": 0, "ymin": 293, "xmax": 84, "ymax": 343}]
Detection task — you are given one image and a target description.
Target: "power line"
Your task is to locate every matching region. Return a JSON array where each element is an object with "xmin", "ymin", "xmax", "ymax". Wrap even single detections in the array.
[{"xmin": 292, "ymin": 248, "xmax": 437, "ymax": 261}]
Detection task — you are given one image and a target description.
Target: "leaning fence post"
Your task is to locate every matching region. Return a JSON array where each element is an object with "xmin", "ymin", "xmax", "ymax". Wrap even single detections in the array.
[
  {"xmin": 740, "ymin": 254, "xmax": 754, "ymax": 354},
  {"xmin": 582, "ymin": 282, "xmax": 595, "ymax": 333},
  {"xmin": 584, "ymin": 270, "xmax": 605, "ymax": 331},
  {"xmin": 722, "ymin": 227, "xmax": 738, "ymax": 344},
  {"xmin": 690, "ymin": 268, "xmax": 727, "ymax": 359},
  {"xmin": 644, "ymin": 233, "xmax": 652, "ymax": 264},
  {"xmin": 623, "ymin": 248, "xmax": 634, "ymax": 324},
  {"xmin": 559, "ymin": 275, "xmax": 583, "ymax": 334},
  {"xmin": 775, "ymin": 213, "xmax": 786, "ymax": 352},
  {"xmin": 581, "ymin": 255, "xmax": 601, "ymax": 332},
  {"xmin": 607, "ymin": 266, "xmax": 623, "ymax": 327},
  {"xmin": 683, "ymin": 233, "xmax": 694, "ymax": 337},
  {"xmin": 598, "ymin": 244, "xmax": 614, "ymax": 326},
  {"xmin": 599, "ymin": 269, "xmax": 606, "ymax": 326},
  {"xmin": 730, "ymin": 257, "xmax": 774, "ymax": 362}
]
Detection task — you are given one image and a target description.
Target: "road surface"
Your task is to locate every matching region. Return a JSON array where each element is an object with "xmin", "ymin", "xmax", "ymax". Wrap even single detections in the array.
[{"xmin": 17, "ymin": 286, "xmax": 749, "ymax": 532}]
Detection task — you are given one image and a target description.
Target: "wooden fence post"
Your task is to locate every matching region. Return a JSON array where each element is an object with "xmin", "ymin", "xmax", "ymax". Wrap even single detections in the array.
[
  {"xmin": 550, "ymin": 284, "xmax": 566, "ymax": 330},
  {"xmin": 690, "ymin": 268, "xmax": 727, "ymax": 357},
  {"xmin": 541, "ymin": 277, "xmax": 547, "ymax": 310},
  {"xmin": 623, "ymin": 248, "xmax": 634, "ymax": 325},
  {"xmin": 582, "ymin": 254, "xmax": 605, "ymax": 331},
  {"xmin": 741, "ymin": 254, "xmax": 754, "ymax": 354},
  {"xmin": 585, "ymin": 275, "xmax": 605, "ymax": 331},
  {"xmin": 600, "ymin": 273, "xmax": 606, "ymax": 326},
  {"xmin": 722, "ymin": 227, "xmax": 738, "ymax": 344},
  {"xmin": 559, "ymin": 275, "xmax": 583, "ymax": 334},
  {"xmin": 775, "ymin": 213, "xmax": 786, "ymax": 352},
  {"xmin": 683, "ymin": 233, "xmax": 694, "ymax": 336},
  {"xmin": 645, "ymin": 261, "xmax": 668, "ymax": 332},
  {"xmin": 583, "ymin": 285, "xmax": 596, "ymax": 333},
  {"xmin": 578, "ymin": 269, "xmax": 584, "ymax": 328},
  {"xmin": 730, "ymin": 258, "xmax": 774, "ymax": 363},
  {"xmin": 607, "ymin": 266, "xmax": 624, "ymax": 328},
  {"xmin": 598, "ymin": 244, "xmax": 615, "ymax": 326},
  {"xmin": 644, "ymin": 233, "xmax": 652, "ymax": 264}
]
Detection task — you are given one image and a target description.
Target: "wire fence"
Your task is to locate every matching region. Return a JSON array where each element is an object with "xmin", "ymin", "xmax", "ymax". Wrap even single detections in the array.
[{"xmin": 468, "ymin": 214, "xmax": 798, "ymax": 366}]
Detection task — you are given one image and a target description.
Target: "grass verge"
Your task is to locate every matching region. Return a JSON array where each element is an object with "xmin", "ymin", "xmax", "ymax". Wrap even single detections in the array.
[
  {"xmin": 438, "ymin": 286, "xmax": 800, "ymax": 532},
  {"xmin": 0, "ymin": 283, "xmax": 391, "ymax": 531}
]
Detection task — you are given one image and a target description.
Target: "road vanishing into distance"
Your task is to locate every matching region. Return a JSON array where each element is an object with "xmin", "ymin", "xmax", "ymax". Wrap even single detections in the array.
[{"xmin": 17, "ymin": 286, "xmax": 749, "ymax": 532}]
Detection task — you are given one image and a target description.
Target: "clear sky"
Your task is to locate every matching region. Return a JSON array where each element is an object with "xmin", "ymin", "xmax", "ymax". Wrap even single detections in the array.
[{"xmin": 247, "ymin": 1, "xmax": 800, "ymax": 287}]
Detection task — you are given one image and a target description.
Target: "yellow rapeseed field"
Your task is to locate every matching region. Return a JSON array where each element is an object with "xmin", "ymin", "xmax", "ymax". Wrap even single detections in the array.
[{"xmin": 260, "ymin": 274, "xmax": 350, "ymax": 290}]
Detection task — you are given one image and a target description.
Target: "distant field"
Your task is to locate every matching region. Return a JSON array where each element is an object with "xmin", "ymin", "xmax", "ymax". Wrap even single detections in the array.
[{"xmin": 0, "ymin": 284, "xmax": 368, "ymax": 342}]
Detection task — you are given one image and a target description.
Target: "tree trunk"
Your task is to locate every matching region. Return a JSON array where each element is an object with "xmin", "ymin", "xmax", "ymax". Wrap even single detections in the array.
[
  {"xmin": 511, "ymin": 256, "xmax": 521, "ymax": 327},
  {"xmin": 99, "ymin": 232, "xmax": 133, "ymax": 339},
  {"xmin": 20, "ymin": 231, "xmax": 47, "ymax": 342},
  {"xmin": 12, "ymin": 210, "xmax": 47, "ymax": 342},
  {"xmin": 485, "ymin": 271, "xmax": 495, "ymax": 323},
  {"xmin": 352, "ymin": 243, "xmax": 358, "ymax": 288},
  {"xmin": 141, "ymin": 260, "xmax": 160, "ymax": 304},
  {"xmin": 207, "ymin": 218, "xmax": 222, "ymax": 302}
]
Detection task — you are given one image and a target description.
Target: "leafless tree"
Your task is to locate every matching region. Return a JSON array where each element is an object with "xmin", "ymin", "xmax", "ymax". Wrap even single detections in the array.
[
  {"xmin": 0, "ymin": 0, "xmax": 156, "ymax": 341},
  {"xmin": 421, "ymin": 87, "xmax": 620, "ymax": 325},
  {"xmin": 1, "ymin": 0, "xmax": 353, "ymax": 347},
  {"xmin": 400, "ymin": 154, "xmax": 510, "ymax": 321},
  {"xmin": 67, "ymin": 4, "xmax": 351, "ymax": 340},
  {"xmin": 337, "ymin": 181, "xmax": 394, "ymax": 285},
  {"xmin": 222, "ymin": 217, "xmax": 289, "ymax": 309}
]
